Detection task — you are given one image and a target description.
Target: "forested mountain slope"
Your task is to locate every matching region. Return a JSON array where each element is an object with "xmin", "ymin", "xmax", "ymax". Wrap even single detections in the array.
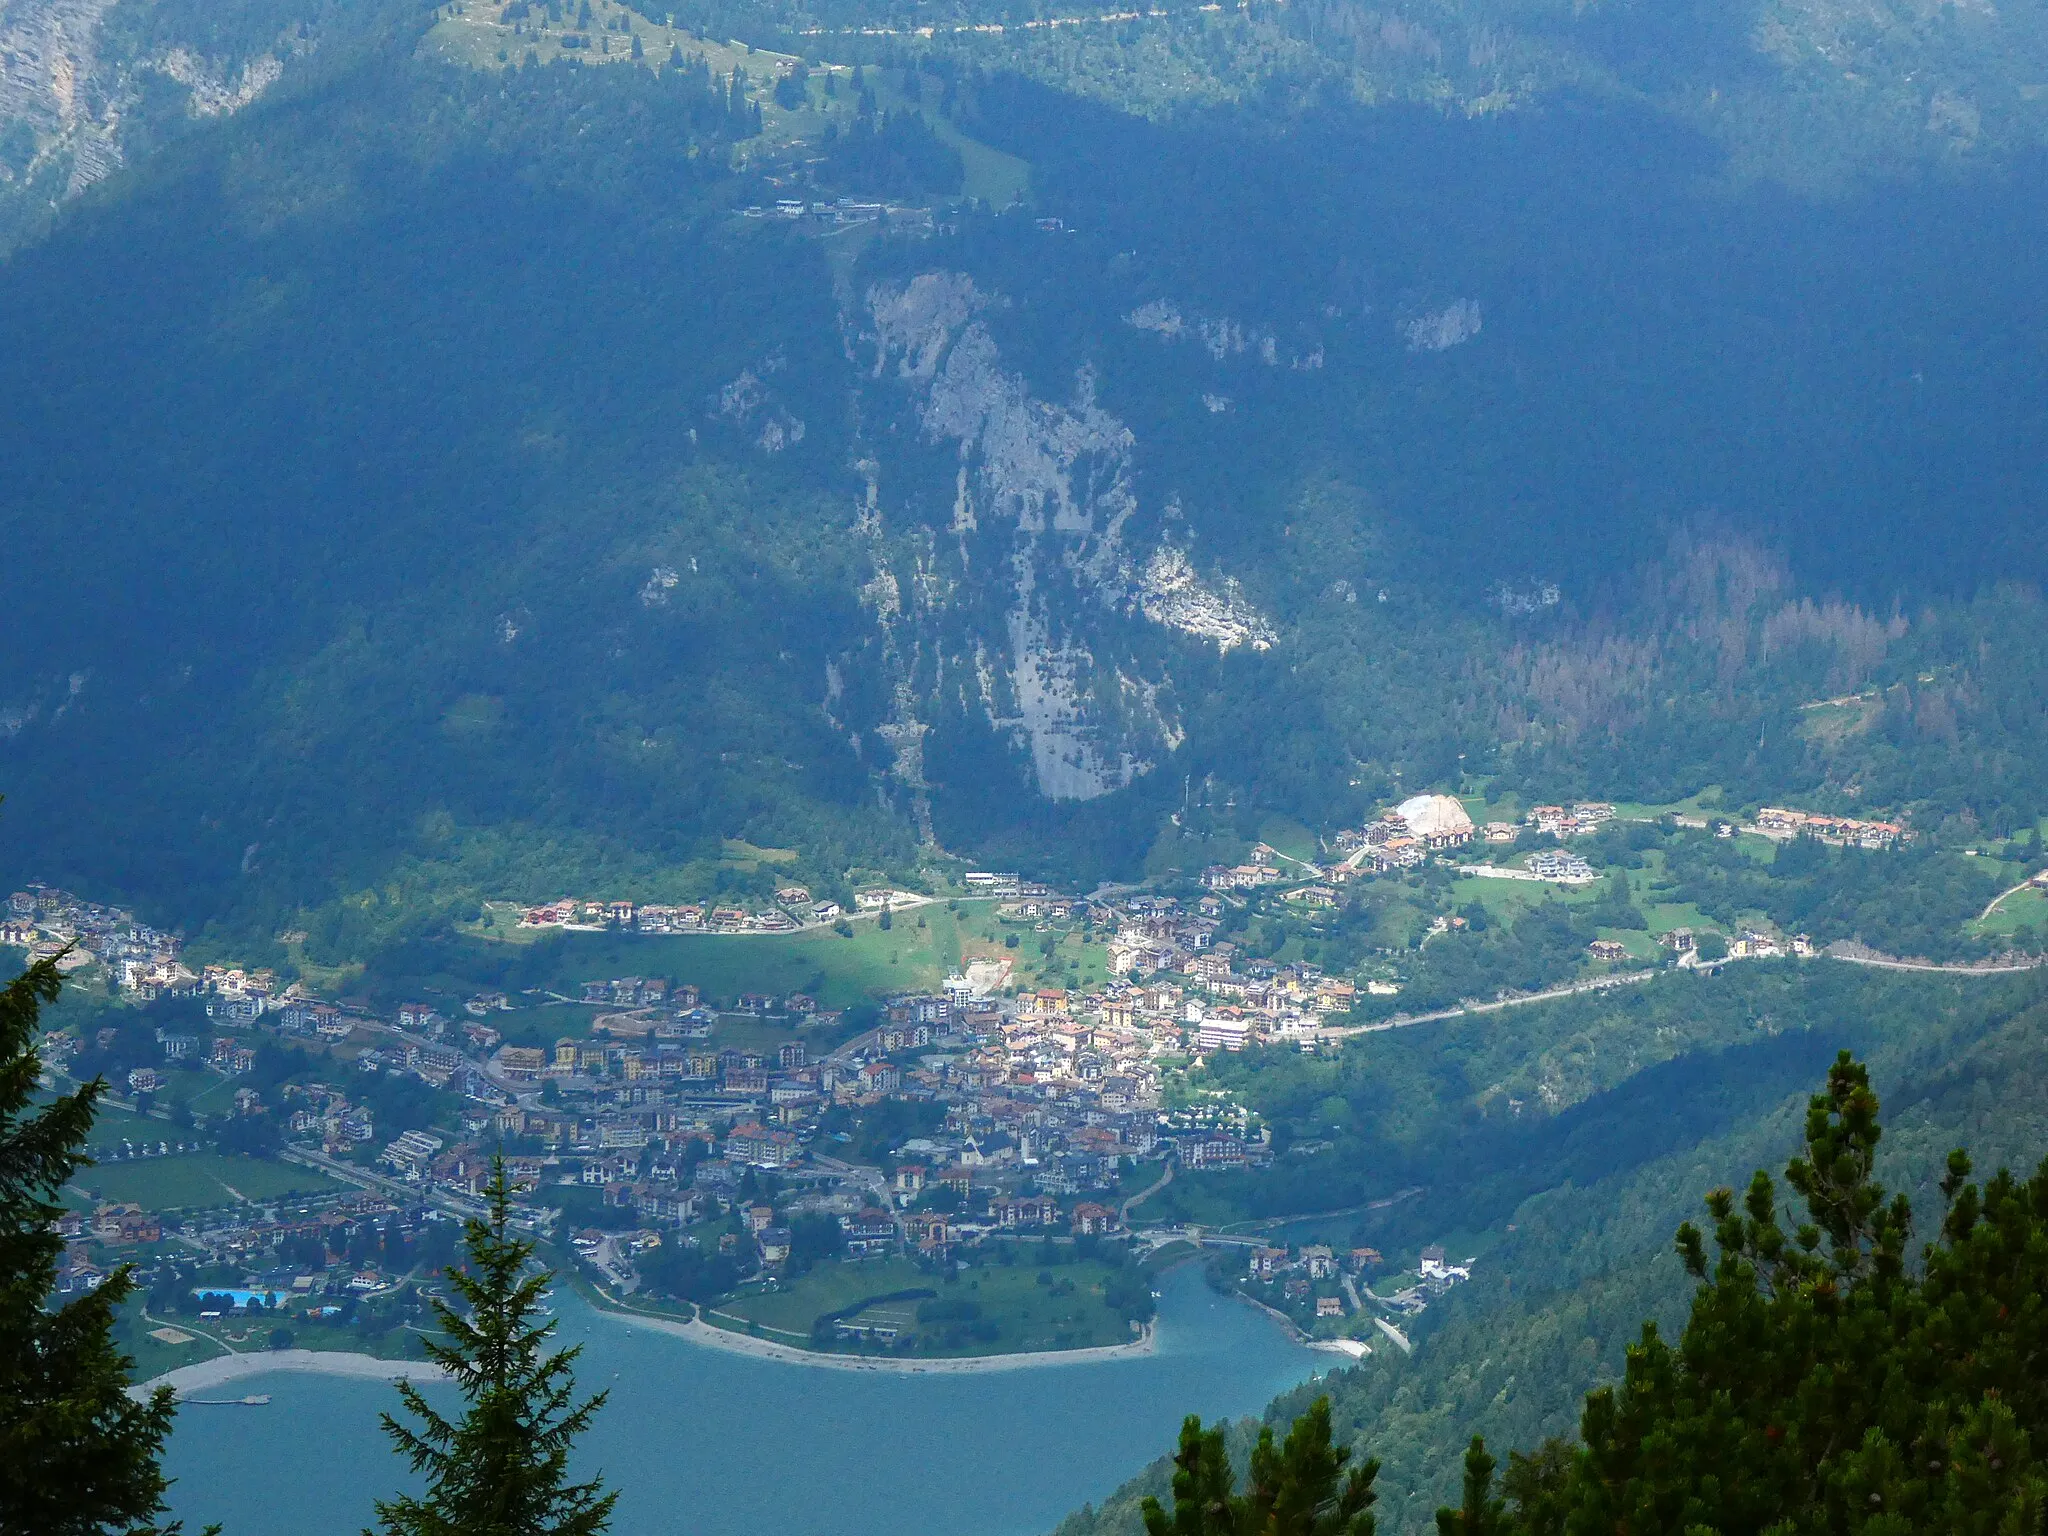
[
  {"xmin": 0, "ymin": 0, "xmax": 2044, "ymax": 960},
  {"xmin": 1052, "ymin": 964, "xmax": 2048, "ymax": 1534}
]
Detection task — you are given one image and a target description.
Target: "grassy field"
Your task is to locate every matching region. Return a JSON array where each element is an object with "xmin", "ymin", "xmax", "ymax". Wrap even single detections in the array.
[
  {"xmin": 708, "ymin": 1256, "xmax": 928, "ymax": 1339},
  {"xmin": 1450, "ymin": 874, "xmax": 1600, "ymax": 926},
  {"xmin": 1795, "ymin": 697, "xmax": 1885, "ymax": 747},
  {"xmin": 1972, "ymin": 883, "xmax": 2048, "ymax": 937},
  {"xmin": 1140, "ymin": 1173, "xmax": 1260, "ymax": 1229},
  {"xmin": 420, "ymin": 0, "xmax": 1031, "ymax": 204},
  {"xmin": 1255, "ymin": 817, "xmax": 1322, "ymax": 864},
  {"xmin": 537, "ymin": 911, "xmax": 964, "ymax": 1005},
  {"xmin": 120, "ymin": 1308, "xmax": 229, "ymax": 1382},
  {"xmin": 471, "ymin": 898, "xmax": 1096, "ymax": 1012},
  {"xmin": 1607, "ymin": 787, "xmax": 1730, "ymax": 820},
  {"xmin": 1451, "ymin": 788, "xmax": 1522, "ymax": 826},
  {"xmin": 67, "ymin": 1153, "xmax": 341, "ymax": 1212},
  {"xmin": 423, "ymin": 0, "xmax": 798, "ymax": 86},
  {"xmin": 1591, "ymin": 925, "xmax": 1664, "ymax": 961},
  {"xmin": 121, "ymin": 1309, "xmax": 435, "ymax": 1383},
  {"xmin": 494, "ymin": 1000, "xmax": 605, "ymax": 1049},
  {"xmin": 1114, "ymin": 1158, "xmax": 1169, "ymax": 1202},
  {"xmin": 707, "ymin": 1252, "xmax": 1138, "ymax": 1356},
  {"xmin": 926, "ymin": 113, "xmax": 1030, "ymax": 206}
]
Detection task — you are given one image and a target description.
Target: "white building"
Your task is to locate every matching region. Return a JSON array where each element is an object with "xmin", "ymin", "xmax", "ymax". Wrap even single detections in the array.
[{"xmin": 1198, "ymin": 1017, "xmax": 1250, "ymax": 1052}]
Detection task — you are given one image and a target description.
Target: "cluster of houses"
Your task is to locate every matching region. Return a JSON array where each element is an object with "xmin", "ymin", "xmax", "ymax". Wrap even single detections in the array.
[
  {"xmin": 1094, "ymin": 891, "xmax": 1358, "ymax": 1053},
  {"xmin": 1211, "ymin": 793, "xmax": 1611, "ymax": 892},
  {"xmin": 1372, "ymin": 1244, "xmax": 1475, "ymax": 1319},
  {"xmin": 3, "ymin": 885, "xmax": 185, "ymax": 985},
  {"xmin": 335, "ymin": 892, "xmax": 1317, "ymax": 1254},
  {"xmin": 1244, "ymin": 1240, "xmax": 1378, "ymax": 1321},
  {"xmin": 1508, "ymin": 802, "xmax": 1617, "ymax": 841},
  {"xmin": 285, "ymin": 1084, "xmax": 380, "ymax": 1153},
  {"xmin": 24, "ymin": 787, "xmax": 1910, "ymax": 1308},
  {"xmin": 306, "ymin": 917, "xmax": 1293, "ymax": 1271},
  {"xmin": 2, "ymin": 887, "xmax": 341, "ymax": 1028},
  {"xmin": 1182, "ymin": 789, "xmax": 1919, "ymax": 942},
  {"xmin": 1523, "ymin": 848, "xmax": 1597, "ymax": 883},
  {"xmin": 51, "ymin": 1204, "xmax": 161, "ymax": 1293},
  {"xmin": 1752, "ymin": 807, "xmax": 1905, "ymax": 848},
  {"xmin": 518, "ymin": 890, "xmax": 839, "ymax": 934},
  {"xmin": 1657, "ymin": 926, "xmax": 1817, "ymax": 963},
  {"xmin": 52, "ymin": 1179, "xmax": 420, "ymax": 1304},
  {"xmin": 1238, "ymin": 1238, "xmax": 1474, "ymax": 1333},
  {"xmin": 743, "ymin": 197, "xmax": 936, "ymax": 234},
  {"xmin": 515, "ymin": 880, "xmax": 1017, "ymax": 936}
]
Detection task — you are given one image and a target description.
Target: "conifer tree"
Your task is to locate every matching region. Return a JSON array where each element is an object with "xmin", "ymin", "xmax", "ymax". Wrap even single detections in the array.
[
  {"xmin": 1434, "ymin": 1441, "xmax": 1505, "ymax": 1535},
  {"xmin": 1142, "ymin": 1397, "xmax": 1378, "ymax": 1536},
  {"xmin": 1437, "ymin": 1050, "xmax": 2048, "ymax": 1532},
  {"xmin": 372, "ymin": 1158, "xmax": 614, "ymax": 1536},
  {"xmin": 0, "ymin": 954, "xmax": 192, "ymax": 1536}
]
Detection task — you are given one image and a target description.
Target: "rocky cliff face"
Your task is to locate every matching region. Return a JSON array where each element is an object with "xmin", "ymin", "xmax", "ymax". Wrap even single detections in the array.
[
  {"xmin": 854, "ymin": 271, "xmax": 1272, "ymax": 808},
  {"xmin": 0, "ymin": 0, "xmax": 296, "ymax": 234},
  {"xmin": 0, "ymin": 0, "xmax": 124, "ymax": 195}
]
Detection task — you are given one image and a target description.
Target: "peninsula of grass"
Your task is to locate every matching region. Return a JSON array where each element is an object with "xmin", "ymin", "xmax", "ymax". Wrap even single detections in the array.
[{"xmin": 702, "ymin": 1253, "xmax": 1141, "ymax": 1358}]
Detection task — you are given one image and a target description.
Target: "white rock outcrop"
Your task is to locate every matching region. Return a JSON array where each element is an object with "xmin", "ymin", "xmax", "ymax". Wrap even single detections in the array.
[
  {"xmin": 1402, "ymin": 299, "xmax": 1483, "ymax": 353},
  {"xmin": 1138, "ymin": 547, "xmax": 1275, "ymax": 653},
  {"xmin": 862, "ymin": 274, "xmax": 1278, "ymax": 801}
]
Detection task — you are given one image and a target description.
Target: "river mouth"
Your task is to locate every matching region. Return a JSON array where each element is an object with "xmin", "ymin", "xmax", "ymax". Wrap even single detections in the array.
[{"xmin": 163, "ymin": 1261, "xmax": 1329, "ymax": 1536}]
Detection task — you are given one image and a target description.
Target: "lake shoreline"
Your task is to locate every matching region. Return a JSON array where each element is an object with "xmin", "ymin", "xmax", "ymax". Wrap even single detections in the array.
[
  {"xmin": 138, "ymin": 1348, "xmax": 448, "ymax": 1398},
  {"xmin": 596, "ymin": 1296, "xmax": 1160, "ymax": 1372},
  {"xmin": 136, "ymin": 1304, "xmax": 1161, "ymax": 1395},
  {"xmin": 160, "ymin": 1264, "xmax": 1327, "ymax": 1536}
]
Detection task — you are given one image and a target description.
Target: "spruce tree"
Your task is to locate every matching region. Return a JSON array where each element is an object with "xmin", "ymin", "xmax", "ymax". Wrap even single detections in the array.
[
  {"xmin": 372, "ymin": 1158, "xmax": 614, "ymax": 1536},
  {"xmin": 0, "ymin": 955, "xmax": 191, "ymax": 1535},
  {"xmin": 1142, "ymin": 1397, "xmax": 1378, "ymax": 1536}
]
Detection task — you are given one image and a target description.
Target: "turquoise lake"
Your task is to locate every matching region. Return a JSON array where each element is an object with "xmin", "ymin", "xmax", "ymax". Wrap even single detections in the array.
[{"xmin": 163, "ymin": 1264, "xmax": 1328, "ymax": 1536}]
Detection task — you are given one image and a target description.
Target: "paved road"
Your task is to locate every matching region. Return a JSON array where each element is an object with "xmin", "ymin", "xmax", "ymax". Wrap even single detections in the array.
[
  {"xmin": 1824, "ymin": 951, "xmax": 2045, "ymax": 975},
  {"xmin": 1976, "ymin": 877, "xmax": 2044, "ymax": 922},
  {"xmin": 590, "ymin": 1234, "xmax": 641, "ymax": 1293},
  {"xmin": 1118, "ymin": 1158, "xmax": 1174, "ymax": 1224},
  {"xmin": 1317, "ymin": 946, "xmax": 2046, "ymax": 1045},
  {"xmin": 1216, "ymin": 1186, "xmax": 1425, "ymax": 1236},
  {"xmin": 1317, "ymin": 969, "xmax": 1659, "ymax": 1041},
  {"xmin": 811, "ymin": 1152, "xmax": 889, "ymax": 1207},
  {"xmin": 280, "ymin": 1145, "xmax": 489, "ymax": 1222}
]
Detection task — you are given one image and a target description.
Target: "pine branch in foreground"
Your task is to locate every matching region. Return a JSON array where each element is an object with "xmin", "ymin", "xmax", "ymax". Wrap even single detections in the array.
[
  {"xmin": 1142, "ymin": 1395, "xmax": 1379, "ymax": 1536},
  {"xmin": 0, "ymin": 951, "xmax": 200, "ymax": 1536},
  {"xmin": 1438, "ymin": 1049, "xmax": 2048, "ymax": 1533}
]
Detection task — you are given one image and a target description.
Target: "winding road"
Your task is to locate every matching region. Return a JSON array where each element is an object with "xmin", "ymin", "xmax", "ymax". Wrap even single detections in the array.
[
  {"xmin": 1313, "ymin": 945, "xmax": 2046, "ymax": 1045},
  {"xmin": 1977, "ymin": 877, "xmax": 2045, "ymax": 923},
  {"xmin": 1118, "ymin": 1158, "xmax": 1174, "ymax": 1224}
]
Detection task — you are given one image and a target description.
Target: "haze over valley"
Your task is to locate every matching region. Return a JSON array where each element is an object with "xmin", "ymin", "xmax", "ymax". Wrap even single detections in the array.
[{"xmin": 3, "ymin": 0, "xmax": 2048, "ymax": 1529}]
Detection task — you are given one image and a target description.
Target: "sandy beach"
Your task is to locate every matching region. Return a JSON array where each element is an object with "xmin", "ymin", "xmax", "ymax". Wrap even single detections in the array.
[
  {"xmin": 137, "ymin": 1348, "xmax": 449, "ymax": 1399},
  {"xmin": 598, "ymin": 1301, "xmax": 1159, "ymax": 1373}
]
